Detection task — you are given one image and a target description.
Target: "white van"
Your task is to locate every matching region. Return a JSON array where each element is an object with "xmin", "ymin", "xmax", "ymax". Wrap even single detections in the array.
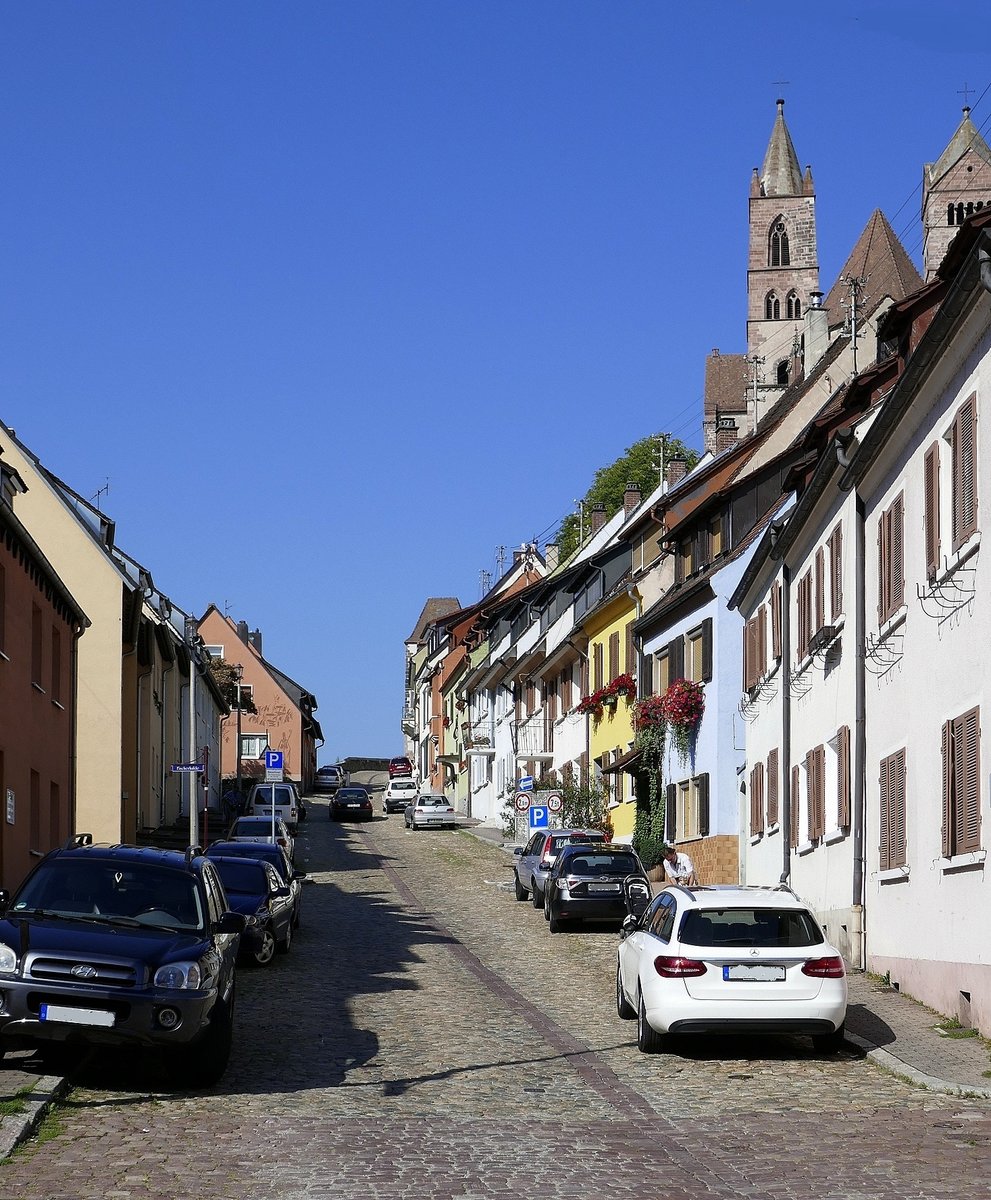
[{"xmin": 246, "ymin": 782, "xmax": 301, "ymax": 832}]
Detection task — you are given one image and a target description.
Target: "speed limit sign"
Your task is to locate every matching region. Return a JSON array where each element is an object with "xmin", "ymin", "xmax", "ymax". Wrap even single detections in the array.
[
  {"xmin": 545, "ymin": 790, "xmax": 564, "ymax": 813},
  {"xmin": 514, "ymin": 791, "xmax": 532, "ymax": 812}
]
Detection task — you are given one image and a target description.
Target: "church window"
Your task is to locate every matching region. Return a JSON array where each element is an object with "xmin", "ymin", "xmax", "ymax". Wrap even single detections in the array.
[
  {"xmin": 786, "ymin": 291, "xmax": 802, "ymax": 319},
  {"xmin": 776, "ymin": 360, "xmax": 790, "ymax": 386},
  {"xmin": 948, "ymin": 203, "xmax": 957, "ymax": 225},
  {"xmin": 770, "ymin": 221, "xmax": 790, "ymax": 267},
  {"xmin": 956, "ymin": 202, "xmax": 965, "ymax": 225},
  {"xmin": 765, "ymin": 291, "xmax": 780, "ymax": 320}
]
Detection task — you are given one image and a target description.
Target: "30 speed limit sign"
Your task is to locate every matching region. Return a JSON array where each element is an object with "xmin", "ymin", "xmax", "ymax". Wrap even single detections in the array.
[
  {"xmin": 544, "ymin": 790, "xmax": 564, "ymax": 813},
  {"xmin": 514, "ymin": 791, "xmax": 532, "ymax": 811}
]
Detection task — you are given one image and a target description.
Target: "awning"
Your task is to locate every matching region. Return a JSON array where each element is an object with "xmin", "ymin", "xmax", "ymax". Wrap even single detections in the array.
[{"xmin": 599, "ymin": 746, "xmax": 643, "ymax": 775}]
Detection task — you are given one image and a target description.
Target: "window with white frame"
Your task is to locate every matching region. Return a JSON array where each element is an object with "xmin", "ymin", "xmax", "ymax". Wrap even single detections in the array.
[
  {"xmin": 240, "ymin": 734, "xmax": 269, "ymax": 760},
  {"xmin": 203, "ymin": 644, "xmax": 224, "ymax": 660}
]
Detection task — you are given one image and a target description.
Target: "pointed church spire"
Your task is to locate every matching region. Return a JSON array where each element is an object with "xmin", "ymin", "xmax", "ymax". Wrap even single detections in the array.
[
  {"xmin": 926, "ymin": 106, "xmax": 991, "ymax": 186},
  {"xmin": 760, "ymin": 99, "xmax": 804, "ymax": 196},
  {"xmin": 922, "ymin": 106, "xmax": 991, "ymax": 280}
]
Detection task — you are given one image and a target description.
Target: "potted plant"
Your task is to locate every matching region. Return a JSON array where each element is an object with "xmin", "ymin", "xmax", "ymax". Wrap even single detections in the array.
[{"xmin": 660, "ymin": 678, "xmax": 706, "ymax": 763}]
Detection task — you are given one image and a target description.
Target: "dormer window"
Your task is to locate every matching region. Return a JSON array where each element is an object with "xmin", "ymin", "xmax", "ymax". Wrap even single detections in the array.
[{"xmin": 770, "ymin": 220, "xmax": 790, "ymax": 267}]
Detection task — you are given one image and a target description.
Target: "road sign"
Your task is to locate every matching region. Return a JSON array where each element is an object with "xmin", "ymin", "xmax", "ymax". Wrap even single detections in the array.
[
  {"xmin": 528, "ymin": 805, "xmax": 549, "ymax": 830},
  {"xmin": 514, "ymin": 791, "xmax": 532, "ymax": 812},
  {"xmin": 171, "ymin": 763, "xmax": 205, "ymax": 774},
  {"xmin": 518, "ymin": 775, "xmax": 534, "ymax": 792},
  {"xmin": 545, "ymin": 790, "xmax": 564, "ymax": 813},
  {"xmin": 263, "ymin": 750, "xmax": 284, "ymax": 771}
]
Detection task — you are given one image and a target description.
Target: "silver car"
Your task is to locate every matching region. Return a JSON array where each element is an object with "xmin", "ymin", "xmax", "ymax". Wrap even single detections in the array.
[
  {"xmin": 513, "ymin": 828, "xmax": 607, "ymax": 906},
  {"xmin": 405, "ymin": 793, "xmax": 457, "ymax": 830}
]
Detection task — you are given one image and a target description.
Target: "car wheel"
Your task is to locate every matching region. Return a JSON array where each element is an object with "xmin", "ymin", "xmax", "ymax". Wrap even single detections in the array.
[
  {"xmin": 171, "ymin": 986, "xmax": 234, "ymax": 1089},
  {"xmin": 543, "ymin": 895, "xmax": 550, "ymax": 921},
  {"xmin": 292, "ymin": 903, "xmax": 301, "ymax": 930},
  {"xmin": 616, "ymin": 963, "xmax": 636, "ymax": 1020},
  {"xmin": 278, "ymin": 921, "xmax": 293, "ymax": 954},
  {"xmin": 548, "ymin": 906, "xmax": 564, "ymax": 933},
  {"xmin": 513, "ymin": 873, "xmax": 528, "ymax": 901},
  {"xmin": 531, "ymin": 885, "xmax": 543, "ymax": 909},
  {"xmin": 812, "ymin": 1023, "xmax": 846, "ymax": 1054},
  {"xmin": 637, "ymin": 989, "xmax": 665, "ymax": 1053},
  {"xmin": 251, "ymin": 928, "xmax": 277, "ymax": 966}
]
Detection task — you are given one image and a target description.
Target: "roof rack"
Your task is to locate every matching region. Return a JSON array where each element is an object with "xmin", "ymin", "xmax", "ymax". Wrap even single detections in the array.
[{"xmin": 62, "ymin": 833, "xmax": 93, "ymax": 850}]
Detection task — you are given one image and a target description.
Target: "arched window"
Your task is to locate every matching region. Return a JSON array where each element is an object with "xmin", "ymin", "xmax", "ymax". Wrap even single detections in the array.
[
  {"xmin": 948, "ymin": 202, "xmax": 957, "ymax": 225},
  {"xmin": 786, "ymin": 290, "xmax": 802, "ymax": 319},
  {"xmin": 777, "ymin": 360, "xmax": 790, "ymax": 386},
  {"xmin": 770, "ymin": 220, "xmax": 790, "ymax": 267},
  {"xmin": 765, "ymin": 291, "xmax": 780, "ymax": 320},
  {"xmin": 956, "ymin": 202, "xmax": 965, "ymax": 225}
]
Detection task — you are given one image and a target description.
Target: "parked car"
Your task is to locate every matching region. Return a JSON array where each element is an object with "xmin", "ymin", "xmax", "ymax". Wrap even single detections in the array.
[
  {"xmin": 404, "ymin": 793, "xmax": 456, "ymax": 830},
  {"xmin": 330, "ymin": 787, "xmax": 374, "ymax": 821},
  {"xmin": 616, "ymin": 884, "xmax": 848, "ymax": 1054},
  {"xmin": 208, "ymin": 856, "xmax": 295, "ymax": 966},
  {"xmin": 382, "ymin": 777, "xmax": 419, "ymax": 814},
  {"xmin": 544, "ymin": 842, "xmax": 648, "ymax": 932},
  {"xmin": 314, "ymin": 765, "xmax": 345, "ymax": 794},
  {"xmin": 513, "ymin": 829, "xmax": 607, "ymax": 906},
  {"xmin": 388, "ymin": 756, "xmax": 414, "ymax": 778},
  {"xmin": 205, "ymin": 840, "xmax": 304, "ymax": 929},
  {"xmin": 246, "ymin": 781, "xmax": 301, "ymax": 832},
  {"xmin": 0, "ymin": 836, "xmax": 245, "ymax": 1088},
  {"xmin": 227, "ymin": 815, "xmax": 295, "ymax": 864}
]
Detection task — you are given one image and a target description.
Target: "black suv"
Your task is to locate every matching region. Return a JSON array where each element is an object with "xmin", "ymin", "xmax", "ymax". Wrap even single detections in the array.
[
  {"xmin": 544, "ymin": 842, "xmax": 649, "ymax": 932},
  {"xmin": 0, "ymin": 836, "xmax": 246, "ymax": 1087}
]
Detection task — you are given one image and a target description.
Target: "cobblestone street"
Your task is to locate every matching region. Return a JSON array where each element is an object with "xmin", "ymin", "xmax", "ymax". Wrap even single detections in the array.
[{"xmin": 2, "ymin": 800, "xmax": 990, "ymax": 1199}]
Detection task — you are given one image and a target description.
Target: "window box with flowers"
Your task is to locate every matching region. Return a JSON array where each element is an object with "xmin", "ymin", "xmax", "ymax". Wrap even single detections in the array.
[
  {"xmin": 659, "ymin": 678, "xmax": 705, "ymax": 763},
  {"xmin": 576, "ymin": 673, "xmax": 637, "ymax": 721}
]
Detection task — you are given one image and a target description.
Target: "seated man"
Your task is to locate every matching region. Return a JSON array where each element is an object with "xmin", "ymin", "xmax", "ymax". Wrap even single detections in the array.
[{"xmin": 660, "ymin": 843, "xmax": 698, "ymax": 885}]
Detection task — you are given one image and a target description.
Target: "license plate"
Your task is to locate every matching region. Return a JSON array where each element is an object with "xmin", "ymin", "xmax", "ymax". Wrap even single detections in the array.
[
  {"xmin": 723, "ymin": 964, "xmax": 786, "ymax": 982},
  {"xmin": 40, "ymin": 1003, "xmax": 115, "ymax": 1028},
  {"xmin": 587, "ymin": 882, "xmax": 621, "ymax": 893},
  {"xmin": 347, "ymin": 803, "xmax": 361, "ymax": 808}
]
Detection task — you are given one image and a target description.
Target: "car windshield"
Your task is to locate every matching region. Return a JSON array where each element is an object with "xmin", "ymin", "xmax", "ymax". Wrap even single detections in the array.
[
  {"xmin": 12, "ymin": 861, "xmax": 204, "ymax": 930},
  {"xmin": 679, "ymin": 907, "xmax": 825, "ymax": 947},
  {"xmin": 212, "ymin": 861, "xmax": 268, "ymax": 895},
  {"xmin": 565, "ymin": 853, "xmax": 639, "ymax": 876}
]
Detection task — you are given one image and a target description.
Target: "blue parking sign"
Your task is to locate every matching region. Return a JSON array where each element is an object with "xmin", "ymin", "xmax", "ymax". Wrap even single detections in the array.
[
  {"xmin": 528, "ymin": 805, "xmax": 549, "ymax": 830},
  {"xmin": 264, "ymin": 749, "xmax": 284, "ymax": 771}
]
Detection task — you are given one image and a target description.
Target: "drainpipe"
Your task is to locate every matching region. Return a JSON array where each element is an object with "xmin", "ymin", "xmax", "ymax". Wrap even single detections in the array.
[{"xmin": 779, "ymin": 561, "xmax": 792, "ymax": 887}]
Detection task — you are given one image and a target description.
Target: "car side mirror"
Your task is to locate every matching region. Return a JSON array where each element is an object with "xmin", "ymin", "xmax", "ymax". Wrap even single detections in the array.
[
  {"xmin": 620, "ymin": 914, "xmax": 638, "ymax": 938},
  {"xmin": 217, "ymin": 911, "xmax": 247, "ymax": 934},
  {"xmin": 513, "ymin": 847, "xmax": 523, "ymax": 856}
]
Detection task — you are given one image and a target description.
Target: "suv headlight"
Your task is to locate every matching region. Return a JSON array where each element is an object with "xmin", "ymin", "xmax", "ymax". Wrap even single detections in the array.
[
  {"xmin": 0, "ymin": 942, "xmax": 16, "ymax": 973},
  {"xmin": 154, "ymin": 961, "xmax": 203, "ymax": 990}
]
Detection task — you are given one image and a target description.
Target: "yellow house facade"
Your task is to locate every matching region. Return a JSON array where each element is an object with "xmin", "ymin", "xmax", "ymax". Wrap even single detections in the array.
[{"xmin": 582, "ymin": 589, "xmax": 639, "ymax": 843}]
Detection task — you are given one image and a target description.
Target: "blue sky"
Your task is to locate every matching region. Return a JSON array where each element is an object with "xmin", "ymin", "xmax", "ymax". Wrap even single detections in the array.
[{"xmin": 0, "ymin": 2, "xmax": 986, "ymax": 759}]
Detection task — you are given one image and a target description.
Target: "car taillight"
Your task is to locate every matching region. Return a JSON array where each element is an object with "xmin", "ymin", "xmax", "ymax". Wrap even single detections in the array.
[
  {"xmin": 801, "ymin": 956, "xmax": 845, "ymax": 978},
  {"xmin": 653, "ymin": 955, "xmax": 707, "ymax": 978}
]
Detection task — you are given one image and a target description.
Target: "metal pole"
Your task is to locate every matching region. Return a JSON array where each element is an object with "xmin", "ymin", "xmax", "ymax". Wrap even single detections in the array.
[
  {"xmin": 188, "ymin": 647, "xmax": 196, "ymax": 849},
  {"xmin": 235, "ymin": 667, "xmax": 243, "ymax": 799}
]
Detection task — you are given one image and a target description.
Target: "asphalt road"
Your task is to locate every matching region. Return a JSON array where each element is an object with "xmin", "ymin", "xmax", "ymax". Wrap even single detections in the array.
[{"xmin": 2, "ymin": 775, "xmax": 990, "ymax": 1199}]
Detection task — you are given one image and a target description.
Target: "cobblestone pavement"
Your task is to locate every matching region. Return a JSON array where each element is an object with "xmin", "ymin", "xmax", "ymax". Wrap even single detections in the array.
[{"xmin": 2, "ymin": 795, "xmax": 990, "ymax": 1199}]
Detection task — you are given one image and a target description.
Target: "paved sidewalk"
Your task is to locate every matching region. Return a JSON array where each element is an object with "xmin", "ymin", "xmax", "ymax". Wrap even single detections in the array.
[{"xmin": 465, "ymin": 819, "xmax": 991, "ymax": 1099}]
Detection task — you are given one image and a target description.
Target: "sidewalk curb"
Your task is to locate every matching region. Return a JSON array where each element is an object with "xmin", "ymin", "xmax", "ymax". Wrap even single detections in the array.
[
  {"xmin": 846, "ymin": 1032, "xmax": 991, "ymax": 1099},
  {"xmin": 0, "ymin": 1073, "xmax": 69, "ymax": 1160}
]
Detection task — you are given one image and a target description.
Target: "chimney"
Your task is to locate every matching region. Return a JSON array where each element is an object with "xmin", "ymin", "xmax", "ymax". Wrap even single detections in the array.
[
  {"xmin": 804, "ymin": 290, "xmax": 830, "ymax": 377},
  {"xmin": 623, "ymin": 481, "xmax": 642, "ymax": 517},
  {"xmin": 590, "ymin": 503, "xmax": 607, "ymax": 534},
  {"xmin": 248, "ymin": 628, "xmax": 263, "ymax": 655},
  {"xmin": 715, "ymin": 424, "xmax": 738, "ymax": 453},
  {"xmin": 666, "ymin": 458, "xmax": 688, "ymax": 487},
  {"xmin": 543, "ymin": 543, "xmax": 560, "ymax": 571},
  {"xmin": 237, "ymin": 620, "xmax": 250, "ymax": 645}
]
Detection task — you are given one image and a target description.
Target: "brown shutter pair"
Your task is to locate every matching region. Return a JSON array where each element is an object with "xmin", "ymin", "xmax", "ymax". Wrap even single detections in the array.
[
  {"xmin": 952, "ymin": 394, "xmax": 978, "ymax": 551},
  {"xmin": 767, "ymin": 747, "xmax": 779, "ymax": 826}
]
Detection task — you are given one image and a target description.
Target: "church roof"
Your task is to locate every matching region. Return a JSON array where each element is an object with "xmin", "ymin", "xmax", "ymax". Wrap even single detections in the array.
[
  {"xmin": 926, "ymin": 107, "xmax": 991, "ymax": 186},
  {"xmin": 760, "ymin": 99, "xmax": 804, "ymax": 196},
  {"xmin": 822, "ymin": 209, "xmax": 923, "ymax": 329}
]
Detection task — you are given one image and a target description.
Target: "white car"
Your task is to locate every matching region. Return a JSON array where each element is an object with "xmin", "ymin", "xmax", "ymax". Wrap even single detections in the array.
[
  {"xmin": 226, "ymin": 815, "xmax": 296, "ymax": 864},
  {"xmin": 245, "ymin": 781, "xmax": 301, "ymax": 832},
  {"xmin": 616, "ymin": 884, "xmax": 847, "ymax": 1054},
  {"xmin": 383, "ymin": 778, "xmax": 419, "ymax": 815},
  {"xmin": 404, "ymin": 793, "xmax": 457, "ymax": 830}
]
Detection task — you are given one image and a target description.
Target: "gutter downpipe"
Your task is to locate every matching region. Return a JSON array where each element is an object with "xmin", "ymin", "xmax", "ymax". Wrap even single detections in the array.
[{"xmin": 779, "ymin": 561, "xmax": 792, "ymax": 887}]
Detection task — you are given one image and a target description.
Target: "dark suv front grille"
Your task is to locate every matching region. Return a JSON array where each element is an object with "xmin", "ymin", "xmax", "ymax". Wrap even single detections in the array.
[{"xmin": 28, "ymin": 955, "xmax": 140, "ymax": 989}]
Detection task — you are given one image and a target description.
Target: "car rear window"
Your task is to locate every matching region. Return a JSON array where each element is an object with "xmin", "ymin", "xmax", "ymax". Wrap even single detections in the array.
[
  {"xmin": 391, "ymin": 782, "xmax": 417, "ymax": 791},
  {"xmin": 213, "ymin": 861, "xmax": 267, "ymax": 894},
  {"xmin": 419, "ymin": 796, "xmax": 448, "ymax": 807},
  {"xmin": 679, "ymin": 908, "xmax": 825, "ymax": 948},
  {"xmin": 253, "ymin": 786, "xmax": 295, "ymax": 805},
  {"xmin": 565, "ymin": 852, "xmax": 640, "ymax": 876}
]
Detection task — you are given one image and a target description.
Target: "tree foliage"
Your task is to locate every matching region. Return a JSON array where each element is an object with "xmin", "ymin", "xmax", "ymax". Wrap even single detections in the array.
[
  {"xmin": 555, "ymin": 432, "xmax": 700, "ymax": 562},
  {"xmin": 207, "ymin": 658, "xmax": 258, "ymax": 714}
]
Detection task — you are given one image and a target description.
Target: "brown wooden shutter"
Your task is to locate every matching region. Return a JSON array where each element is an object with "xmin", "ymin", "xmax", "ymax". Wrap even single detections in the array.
[
  {"xmin": 771, "ymin": 580, "xmax": 781, "ymax": 660},
  {"xmin": 757, "ymin": 606, "xmax": 767, "ymax": 680},
  {"xmin": 608, "ymin": 631, "xmax": 620, "ymax": 681},
  {"xmin": 625, "ymin": 622, "xmax": 635, "ymax": 675},
  {"xmin": 879, "ymin": 753, "xmax": 891, "ymax": 870},
  {"xmin": 830, "ymin": 524, "xmax": 843, "ymax": 620},
  {"xmin": 957, "ymin": 707, "xmax": 981, "ymax": 853},
  {"xmin": 797, "ymin": 571, "xmax": 811, "ymax": 660},
  {"xmin": 767, "ymin": 747, "xmax": 779, "ymax": 826},
  {"xmin": 696, "ymin": 773, "xmax": 709, "ymax": 836},
  {"xmin": 891, "ymin": 494, "xmax": 904, "ymax": 612},
  {"xmin": 877, "ymin": 512, "xmax": 886, "ymax": 624},
  {"xmin": 814, "ymin": 547, "xmax": 825, "ymax": 634},
  {"xmin": 701, "ymin": 618, "xmax": 713, "ymax": 682},
  {"xmin": 790, "ymin": 765, "xmax": 799, "ymax": 848},
  {"xmin": 924, "ymin": 443, "xmax": 940, "ymax": 580},
  {"xmin": 670, "ymin": 636, "xmax": 684, "ymax": 682},
  {"xmin": 666, "ymin": 783, "xmax": 677, "ymax": 842},
  {"xmin": 593, "ymin": 643, "xmax": 603, "ymax": 690},
  {"xmin": 838, "ymin": 725, "xmax": 851, "ymax": 829},
  {"xmin": 743, "ymin": 617, "xmax": 755, "ymax": 691},
  {"xmin": 941, "ymin": 720, "xmax": 952, "ymax": 858},
  {"xmin": 750, "ymin": 762, "xmax": 765, "ymax": 835},
  {"xmin": 547, "ymin": 679, "xmax": 558, "ymax": 723},
  {"xmin": 579, "ymin": 751, "xmax": 588, "ymax": 788},
  {"xmin": 953, "ymin": 394, "xmax": 978, "ymax": 549},
  {"xmin": 579, "ymin": 656, "xmax": 588, "ymax": 696},
  {"xmin": 891, "ymin": 749, "xmax": 906, "ymax": 867}
]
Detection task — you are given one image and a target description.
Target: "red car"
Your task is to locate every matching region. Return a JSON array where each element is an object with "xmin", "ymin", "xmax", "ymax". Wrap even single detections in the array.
[{"xmin": 388, "ymin": 756, "xmax": 414, "ymax": 778}]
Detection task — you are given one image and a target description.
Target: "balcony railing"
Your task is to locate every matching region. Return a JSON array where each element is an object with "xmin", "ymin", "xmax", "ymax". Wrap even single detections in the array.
[
  {"xmin": 510, "ymin": 717, "xmax": 554, "ymax": 757},
  {"xmin": 462, "ymin": 718, "xmax": 494, "ymax": 751}
]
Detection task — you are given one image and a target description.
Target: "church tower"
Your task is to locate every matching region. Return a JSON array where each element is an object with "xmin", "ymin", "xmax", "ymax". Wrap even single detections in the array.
[
  {"xmin": 922, "ymin": 106, "xmax": 991, "ymax": 280},
  {"xmin": 746, "ymin": 100, "xmax": 819, "ymax": 406}
]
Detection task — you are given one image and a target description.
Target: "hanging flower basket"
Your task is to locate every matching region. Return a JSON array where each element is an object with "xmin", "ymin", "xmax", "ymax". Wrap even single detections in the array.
[
  {"xmin": 577, "ymin": 672, "xmax": 637, "ymax": 720},
  {"xmin": 660, "ymin": 678, "xmax": 705, "ymax": 763}
]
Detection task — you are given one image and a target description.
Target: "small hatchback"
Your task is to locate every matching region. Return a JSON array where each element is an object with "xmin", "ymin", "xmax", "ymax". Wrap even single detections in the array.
[
  {"xmin": 405, "ymin": 793, "xmax": 457, "ymax": 830},
  {"xmin": 616, "ymin": 884, "xmax": 848, "ymax": 1054},
  {"xmin": 382, "ymin": 778, "xmax": 419, "ymax": 814},
  {"xmin": 227, "ymin": 815, "xmax": 295, "ymax": 864},
  {"xmin": 330, "ymin": 787, "xmax": 374, "ymax": 821}
]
